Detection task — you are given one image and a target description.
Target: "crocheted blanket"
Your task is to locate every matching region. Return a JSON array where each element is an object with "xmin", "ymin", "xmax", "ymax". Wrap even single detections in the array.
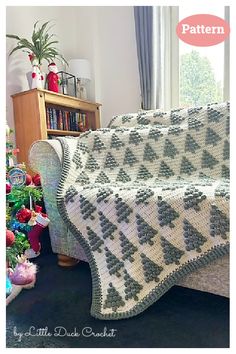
[{"xmin": 57, "ymin": 102, "xmax": 230, "ymax": 320}]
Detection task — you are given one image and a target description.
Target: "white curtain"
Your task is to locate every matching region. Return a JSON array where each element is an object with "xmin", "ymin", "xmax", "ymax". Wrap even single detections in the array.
[
  {"xmin": 153, "ymin": 6, "xmax": 179, "ymax": 111},
  {"xmin": 224, "ymin": 6, "xmax": 230, "ymax": 101}
]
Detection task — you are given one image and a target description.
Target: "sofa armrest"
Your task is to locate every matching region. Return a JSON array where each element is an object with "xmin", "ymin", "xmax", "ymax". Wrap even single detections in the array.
[
  {"xmin": 28, "ymin": 140, "xmax": 87, "ymax": 261},
  {"xmin": 29, "ymin": 140, "xmax": 63, "ymax": 172}
]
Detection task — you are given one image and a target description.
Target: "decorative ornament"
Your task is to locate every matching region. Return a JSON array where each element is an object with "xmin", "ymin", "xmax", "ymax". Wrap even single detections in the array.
[
  {"xmin": 25, "ymin": 174, "xmax": 32, "ymax": 186},
  {"xmin": 46, "ymin": 63, "xmax": 59, "ymax": 93},
  {"xmin": 25, "ymin": 213, "xmax": 50, "ymax": 259},
  {"xmin": 6, "ymin": 181, "xmax": 11, "ymax": 194},
  {"xmin": 34, "ymin": 205, "xmax": 47, "ymax": 218},
  {"xmin": 16, "ymin": 206, "xmax": 32, "ymax": 223},
  {"xmin": 9, "ymin": 255, "xmax": 37, "ymax": 285},
  {"xmin": 32, "ymin": 174, "xmax": 41, "ymax": 186},
  {"xmin": 8, "ymin": 167, "xmax": 26, "ymax": 187},
  {"xmin": 15, "ymin": 230, "xmax": 27, "ymax": 241},
  {"xmin": 29, "ymin": 55, "xmax": 44, "ymax": 89},
  {"xmin": 27, "ymin": 211, "xmax": 37, "ymax": 226},
  {"xmin": 10, "ymin": 219, "xmax": 32, "ymax": 233},
  {"xmin": 6, "ymin": 255, "xmax": 37, "ymax": 306},
  {"xmin": 6, "ymin": 229, "xmax": 15, "ymax": 247}
]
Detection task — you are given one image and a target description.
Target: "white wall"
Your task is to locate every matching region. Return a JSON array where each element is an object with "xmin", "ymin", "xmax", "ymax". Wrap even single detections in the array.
[
  {"xmin": 6, "ymin": 6, "xmax": 78, "ymax": 131},
  {"xmin": 95, "ymin": 7, "xmax": 141, "ymax": 126},
  {"xmin": 6, "ymin": 6, "xmax": 141, "ymax": 130}
]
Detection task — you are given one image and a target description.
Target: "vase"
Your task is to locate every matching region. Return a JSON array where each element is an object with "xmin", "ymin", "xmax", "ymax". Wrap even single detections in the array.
[{"xmin": 26, "ymin": 66, "xmax": 45, "ymax": 90}]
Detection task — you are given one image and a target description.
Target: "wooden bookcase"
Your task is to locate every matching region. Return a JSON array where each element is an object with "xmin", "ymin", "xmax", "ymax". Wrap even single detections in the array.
[{"xmin": 11, "ymin": 88, "xmax": 101, "ymax": 172}]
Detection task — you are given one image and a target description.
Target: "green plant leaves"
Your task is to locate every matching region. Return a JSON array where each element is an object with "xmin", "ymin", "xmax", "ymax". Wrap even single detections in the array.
[
  {"xmin": 8, "ymin": 45, "xmax": 27, "ymax": 56},
  {"xmin": 6, "ymin": 20, "xmax": 67, "ymax": 65},
  {"xmin": 6, "ymin": 34, "xmax": 21, "ymax": 40}
]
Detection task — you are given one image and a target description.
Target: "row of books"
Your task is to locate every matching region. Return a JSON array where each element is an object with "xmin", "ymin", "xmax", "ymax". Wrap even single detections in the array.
[{"xmin": 46, "ymin": 107, "xmax": 88, "ymax": 131}]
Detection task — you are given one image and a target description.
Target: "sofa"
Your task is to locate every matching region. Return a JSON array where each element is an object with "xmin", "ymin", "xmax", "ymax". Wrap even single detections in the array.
[{"xmin": 29, "ymin": 102, "xmax": 229, "ymax": 319}]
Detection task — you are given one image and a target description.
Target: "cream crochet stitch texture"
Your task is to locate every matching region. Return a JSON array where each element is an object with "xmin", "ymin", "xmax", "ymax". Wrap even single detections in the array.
[{"xmin": 57, "ymin": 102, "xmax": 229, "ymax": 320}]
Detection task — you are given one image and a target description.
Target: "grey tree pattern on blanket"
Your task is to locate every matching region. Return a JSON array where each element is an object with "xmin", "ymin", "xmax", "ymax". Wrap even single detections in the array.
[{"xmin": 57, "ymin": 102, "xmax": 229, "ymax": 320}]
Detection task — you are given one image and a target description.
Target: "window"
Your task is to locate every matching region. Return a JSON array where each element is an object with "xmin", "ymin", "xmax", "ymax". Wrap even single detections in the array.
[
  {"xmin": 179, "ymin": 5, "xmax": 228, "ymax": 107},
  {"xmin": 155, "ymin": 6, "xmax": 230, "ymax": 110}
]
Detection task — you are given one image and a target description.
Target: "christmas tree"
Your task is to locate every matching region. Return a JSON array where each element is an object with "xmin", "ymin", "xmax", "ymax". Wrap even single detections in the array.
[{"xmin": 6, "ymin": 125, "xmax": 45, "ymax": 268}]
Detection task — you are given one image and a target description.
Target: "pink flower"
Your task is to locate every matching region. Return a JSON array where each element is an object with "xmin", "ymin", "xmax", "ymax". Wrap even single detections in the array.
[
  {"xmin": 28, "ymin": 53, "xmax": 35, "ymax": 62},
  {"xmin": 13, "ymin": 148, "xmax": 19, "ymax": 155}
]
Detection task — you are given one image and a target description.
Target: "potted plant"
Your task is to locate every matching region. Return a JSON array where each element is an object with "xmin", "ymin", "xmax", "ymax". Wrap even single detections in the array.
[{"xmin": 6, "ymin": 21, "xmax": 68, "ymax": 89}]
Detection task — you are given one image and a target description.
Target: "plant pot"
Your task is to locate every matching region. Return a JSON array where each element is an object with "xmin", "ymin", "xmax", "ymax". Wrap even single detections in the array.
[{"xmin": 26, "ymin": 70, "xmax": 46, "ymax": 90}]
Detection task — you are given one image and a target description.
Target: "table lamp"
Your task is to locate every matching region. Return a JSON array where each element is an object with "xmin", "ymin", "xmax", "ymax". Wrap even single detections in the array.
[{"xmin": 68, "ymin": 59, "xmax": 91, "ymax": 100}]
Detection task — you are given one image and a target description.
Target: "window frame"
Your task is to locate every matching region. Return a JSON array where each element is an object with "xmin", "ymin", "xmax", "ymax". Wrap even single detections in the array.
[{"xmin": 165, "ymin": 6, "xmax": 230, "ymax": 110}]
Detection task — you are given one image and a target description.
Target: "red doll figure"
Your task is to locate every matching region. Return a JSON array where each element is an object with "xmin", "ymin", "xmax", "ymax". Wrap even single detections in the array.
[{"xmin": 46, "ymin": 63, "xmax": 59, "ymax": 93}]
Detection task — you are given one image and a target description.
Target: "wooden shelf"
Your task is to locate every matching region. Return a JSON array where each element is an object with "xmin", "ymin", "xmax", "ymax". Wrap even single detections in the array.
[
  {"xmin": 12, "ymin": 88, "xmax": 101, "ymax": 108},
  {"xmin": 47, "ymin": 129, "xmax": 81, "ymax": 136},
  {"xmin": 12, "ymin": 89, "xmax": 101, "ymax": 174}
]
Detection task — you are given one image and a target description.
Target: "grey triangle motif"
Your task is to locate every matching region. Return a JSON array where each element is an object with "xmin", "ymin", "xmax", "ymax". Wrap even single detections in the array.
[
  {"xmin": 157, "ymin": 196, "xmax": 179, "ymax": 228},
  {"xmin": 185, "ymin": 134, "xmax": 201, "ymax": 153},
  {"xmin": 116, "ymin": 168, "xmax": 131, "ymax": 183},
  {"xmin": 188, "ymin": 117, "xmax": 204, "ymax": 131},
  {"xmin": 110, "ymin": 133, "xmax": 125, "ymax": 150},
  {"xmin": 223, "ymin": 140, "xmax": 229, "ymax": 160},
  {"xmin": 85, "ymin": 154, "xmax": 100, "ymax": 172},
  {"xmin": 98, "ymin": 211, "xmax": 117, "ymax": 240},
  {"xmin": 170, "ymin": 113, "xmax": 185, "ymax": 125},
  {"xmin": 129, "ymin": 130, "xmax": 143, "ymax": 145},
  {"xmin": 64, "ymin": 185, "xmax": 78, "ymax": 204},
  {"xmin": 75, "ymin": 171, "xmax": 90, "ymax": 185},
  {"xmin": 141, "ymin": 253, "xmax": 163, "ymax": 283},
  {"xmin": 184, "ymin": 186, "xmax": 206, "ymax": 211},
  {"xmin": 135, "ymin": 188, "xmax": 154, "ymax": 205},
  {"xmin": 137, "ymin": 115, "xmax": 150, "ymax": 125},
  {"xmin": 96, "ymin": 187, "xmax": 113, "ymax": 203},
  {"xmin": 207, "ymin": 106, "xmax": 223, "ymax": 122},
  {"xmin": 103, "ymin": 283, "xmax": 125, "ymax": 311},
  {"xmin": 92, "ymin": 135, "xmax": 106, "ymax": 153},
  {"xmin": 201, "ymin": 150, "xmax": 219, "ymax": 170},
  {"xmin": 222, "ymin": 165, "xmax": 229, "ymax": 179},
  {"xmin": 119, "ymin": 231, "xmax": 138, "ymax": 262},
  {"xmin": 180, "ymin": 157, "xmax": 197, "ymax": 175},
  {"xmin": 136, "ymin": 165, "xmax": 153, "ymax": 181},
  {"xmin": 79, "ymin": 195, "xmax": 96, "ymax": 220},
  {"xmin": 104, "ymin": 152, "xmax": 119, "ymax": 169},
  {"xmin": 205, "ymin": 127, "xmax": 222, "ymax": 146},
  {"xmin": 95, "ymin": 171, "xmax": 110, "ymax": 184},
  {"xmin": 164, "ymin": 139, "xmax": 179, "ymax": 159},
  {"xmin": 148, "ymin": 127, "xmax": 163, "ymax": 141},
  {"xmin": 160, "ymin": 237, "xmax": 185, "ymax": 265},
  {"xmin": 183, "ymin": 219, "xmax": 207, "ymax": 252},
  {"xmin": 143, "ymin": 143, "xmax": 158, "ymax": 162},
  {"xmin": 210, "ymin": 205, "xmax": 229, "ymax": 239},
  {"xmin": 136, "ymin": 214, "xmax": 157, "ymax": 245},
  {"xmin": 123, "ymin": 147, "xmax": 139, "ymax": 166},
  {"xmin": 105, "ymin": 247, "xmax": 124, "ymax": 277},
  {"xmin": 123, "ymin": 269, "xmax": 143, "ymax": 301},
  {"xmin": 87, "ymin": 226, "xmax": 104, "ymax": 253},
  {"xmin": 158, "ymin": 161, "xmax": 175, "ymax": 178},
  {"xmin": 72, "ymin": 150, "xmax": 83, "ymax": 169},
  {"xmin": 122, "ymin": 115, "xmax": 132, "ymax": 124},
  {"xmin": 115, "ymin": 194, "xmax": 133, "ymax": 223}
]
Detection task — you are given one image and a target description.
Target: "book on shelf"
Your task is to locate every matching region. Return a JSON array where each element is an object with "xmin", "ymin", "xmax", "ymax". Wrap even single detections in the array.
[
  {"xmin": 46, "ymin": 107, "xmax": 50, "ymax": 129},
  {"xmin": 46, "ymin": 106, "xmax": 89, "ymax": 132},
  {"xmin": 58, "ymin": 110, "xmax": 63, "ymax": 130}
]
